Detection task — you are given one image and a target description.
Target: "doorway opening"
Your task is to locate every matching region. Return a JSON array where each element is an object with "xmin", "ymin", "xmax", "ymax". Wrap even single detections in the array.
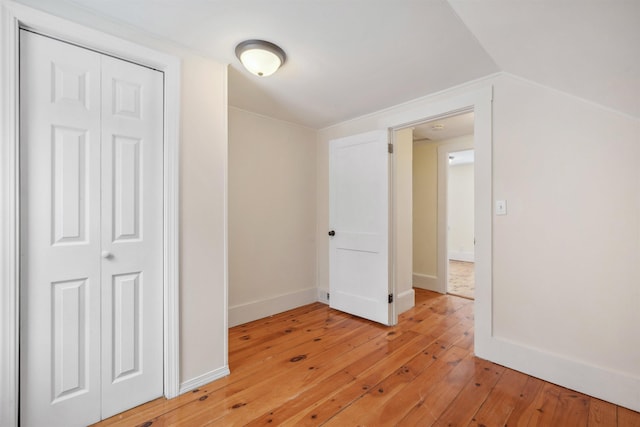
[
  {"xmin": 445, "ymin": 147, "xmax": 475, "ymax": 299},
  {"xmin": 396, "ymin": 111, "xmax": 475, "ymax": 300},
  {"xmin": 385, "ymin": 87, "xmax": 492, "ymax": 369}
]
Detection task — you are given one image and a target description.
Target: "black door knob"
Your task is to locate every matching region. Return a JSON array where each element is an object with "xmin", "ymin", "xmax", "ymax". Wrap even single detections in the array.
[{"xmin": 328, "ymin": 230, "xmax": 336, "ymax": 237}]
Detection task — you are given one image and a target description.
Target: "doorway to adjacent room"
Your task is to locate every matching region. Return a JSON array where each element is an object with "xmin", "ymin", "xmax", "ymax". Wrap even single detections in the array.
[{"xmin": 410, "ymin": 112, "xmax": 475, "ymax": 299}]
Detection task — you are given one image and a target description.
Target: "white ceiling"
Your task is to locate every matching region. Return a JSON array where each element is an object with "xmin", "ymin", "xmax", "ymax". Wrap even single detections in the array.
[
  {"xmin": 413, "ymin": 112, "xmax": 474, "ymax": 142},
  {"xmin": 16, "ymin": 0, "xmax": 640, "ymax": 128},
  {"xmin": 448, "ymin": 0, "xmax": 640, "ymax": 120}
]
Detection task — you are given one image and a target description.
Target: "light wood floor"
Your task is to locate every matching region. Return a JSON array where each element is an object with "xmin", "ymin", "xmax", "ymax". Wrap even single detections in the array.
[
  {"xmin": 448, "ymin": 260, "xmax": 475, "ymax": 300},
  {"xmin": 94, "ymin": 289, "xmax": 640, "ymax": 426}
]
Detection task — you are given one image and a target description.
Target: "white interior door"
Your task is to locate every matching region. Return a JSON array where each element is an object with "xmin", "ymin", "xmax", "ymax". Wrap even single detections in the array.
[
  {"xmin": 329, "ymin": 130, "xmax": 394, "ymax": 325},
  {"xmin": 20, "ymin": 28, "xmax": 103, "ymax": 427},
  {"xmin": 20, "ymin": 30, "xmax": 163, "ymax": 426},
  {"xmin": 99, "ymin": 49, "xmax": 164, "ymax": 419}
]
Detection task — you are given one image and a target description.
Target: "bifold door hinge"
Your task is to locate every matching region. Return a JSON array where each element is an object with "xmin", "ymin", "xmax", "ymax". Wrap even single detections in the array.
[
  {"xmin": 388, "ymin": 294, "xmax": 393, "ymax": 304},
  {"xmin": 388, "ymin": 143, "xmax": 393, "ymax": 154}
]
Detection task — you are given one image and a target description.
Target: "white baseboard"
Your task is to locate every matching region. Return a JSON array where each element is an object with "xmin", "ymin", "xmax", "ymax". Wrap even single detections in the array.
[
  {"xmin": 413, "ymin": 273, "xmax": 440, "ymax": 292},
  {"xmin": 317, "ymin": 288, "xmax": 330, "ymax": 304},
  {"xmin": 449, "ymin": 251, "xmax": 475, "ymax": 262},
  {"xmin": 396, "ymin": 289, "xmax": 415, "ymax": 315},
  {"xmin": 477, "ymin": 336, "xmax": 640, "ymax": 413},
  {"xmin": 179, "ymin": 366, "xmax": 230, "ymax": 395},
  {"xmin": 228, "ymin": 287, "xmax": 317, "ymax": 327}
]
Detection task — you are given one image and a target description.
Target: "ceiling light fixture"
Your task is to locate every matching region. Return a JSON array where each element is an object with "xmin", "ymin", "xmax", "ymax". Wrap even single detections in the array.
[{"xmin": 235, "ymin": 39, "xmax": 286, "ymax": 77}]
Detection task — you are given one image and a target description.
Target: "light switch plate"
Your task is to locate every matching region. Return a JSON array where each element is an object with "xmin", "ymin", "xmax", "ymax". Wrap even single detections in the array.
[{"xmin": 496, "ymin": 200, "xmax": 507, "ymax": 215}]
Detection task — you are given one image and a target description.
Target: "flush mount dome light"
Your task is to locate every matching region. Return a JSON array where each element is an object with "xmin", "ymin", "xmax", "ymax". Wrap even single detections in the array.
[{"xmin": 235, "ymin": 39, "xmax": 286, "ymax": 77}]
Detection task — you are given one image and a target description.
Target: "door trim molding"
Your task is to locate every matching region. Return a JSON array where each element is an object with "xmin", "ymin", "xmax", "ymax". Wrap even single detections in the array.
[
  {"xmin": 385, "ymin": 86, "xmax": 493, "ymax": 361},
  {"xmin": 0, "ymin": 3, "xmax": 181, "ymax": 425}
]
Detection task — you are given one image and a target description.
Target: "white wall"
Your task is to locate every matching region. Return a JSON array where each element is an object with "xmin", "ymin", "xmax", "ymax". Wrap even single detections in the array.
[
  {"xmin": 489, "ymin": 75, "xmax": 640, "ymax": 408},
  {"xmin": 179, "ymin": 55, "xmax": 229, "ymax": 388},
  {"xmin": 317, "ymin": 73, "xmax": 640, "ymax": 412},
  {"xmin": 228, "ymin": 108, "xmax": 317, "ymax": 326},
  {"xmin": 448, "ymin": 161, "xmax": 475, "ymax": 262},
  {"xmin": 412, "ymin": 142, "xmax": 438, "ymax": 289}
]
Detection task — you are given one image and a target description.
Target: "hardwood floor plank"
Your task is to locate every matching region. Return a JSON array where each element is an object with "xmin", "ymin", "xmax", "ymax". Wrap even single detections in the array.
[
  {"xmin": 322, "ymin": 311, "xmax": 476, "ymax": 426},
  {"xmin": 153, "ymin": 323, "xmax": 393, "ymax": 426},
  {"xmin": 285, "ymin": 333, "xmax": 447, "ymax": 426},
  {"xmin": 588, "ymin": 398, "xmax": 617, "ymax": 426},
  {"xmin": 212, "ymin": 331, "xmax": 428, "ymax": 426},
  {"xmin": 331, "ymin": 344, "xmax": 471, "ymax": 426},
  {"xmin": 323, "ymin": 338, "xmax": 467, "ymax": 426},
  {"xmin": 549, "ymin": 388, "xmax": 590, "ymax": 427},
  {"xmin": 431, "ymin": 357, "xmax": 505, "ymax": 427},
  {"xmin": 229, "ymin": 305, "xmax": 350, "ymax": 355},
  {"xmin": 526, "ymin": 382, "xmax": 563, "ymax": 425},
  {"xmin": 396, "ymin": 352, "xmax": 479, "ymax": 426},
  {"xmin": 228, "ymin": 302, "xmax": 327, "ymax": 339},
  {"xmin": 455, "ymin": 326, "xmax": 474, "ymax": 350},
  {"xmin": 468, "ymin": 368, "xmax": 529, "ymax": 427},
  {"xmin": 264, "ymin": 314, "xmax": 466, "ymax": 425},
  {"xmin": 92, "ymin": 290, "xmax": 640, "ymax": 427},
  {"xmin": 503, "ymin": 375, "xmax": 547, "ymax": 427},
  {"xmin": 242, "ymin": 340, "xmax": 396, "ymax": 426},
  {"xmin": 229, "ymin": 315, "xmax": 363, "ymax": 372},
  {"xmin": 618, "ymin": 407, "xmax": 640, "ymax": 427},
  {"xmin": 409, "ymin": 301, "xmax": 472, "ymax": 340}
]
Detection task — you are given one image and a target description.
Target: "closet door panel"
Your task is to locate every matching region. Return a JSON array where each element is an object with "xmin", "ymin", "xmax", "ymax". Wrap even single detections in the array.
[
  {"xmin": 20, "ymin": 30, "xmax": 165, "ymax": 426},
  {"xmin": 100, "ymin": 55, "xmax": 164, "ymax": 419},
  {"xmin": 20, "ymin": 30, "xmax": 102, "ymax": 427}
]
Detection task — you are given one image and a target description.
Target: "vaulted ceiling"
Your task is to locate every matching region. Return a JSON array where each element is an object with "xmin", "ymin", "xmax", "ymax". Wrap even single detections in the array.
[{"xmin": 16, "ymin": 0, "xmax": 640, "ymax": 128}]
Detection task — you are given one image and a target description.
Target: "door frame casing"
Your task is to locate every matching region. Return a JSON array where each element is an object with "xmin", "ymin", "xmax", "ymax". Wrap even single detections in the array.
[
  {"xmin": 385, "ymin": 87, "xmax": 493, "ymax": 358},
  {"xmin": 0, "ymin": 3, "xmax": 181, "ymax": 426}
]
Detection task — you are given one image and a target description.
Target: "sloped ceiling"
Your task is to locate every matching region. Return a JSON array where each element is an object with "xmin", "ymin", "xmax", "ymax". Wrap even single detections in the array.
[
  {"xmin": 448, "ymin": 0, "xmax": 640, "ymax": 119},
  {"xmin": 14, "ymin": 0, "xmax": 640, "ymax": 127}
]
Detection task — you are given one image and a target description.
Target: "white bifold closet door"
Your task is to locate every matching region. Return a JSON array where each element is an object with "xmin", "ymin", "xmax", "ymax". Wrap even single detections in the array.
[{"xmin": 20, "ymin": 30, "xmax": 164, "ymax": 427}]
